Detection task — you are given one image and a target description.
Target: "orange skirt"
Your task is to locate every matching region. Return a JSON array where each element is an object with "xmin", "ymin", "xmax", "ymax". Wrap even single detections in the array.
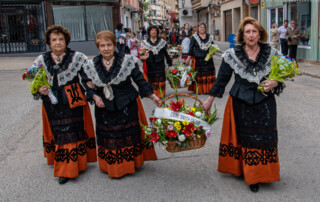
[
  {"xmin": 142, "ymin": 69, "xmax": 165, "ymax": 98},
  {"xmin": 97, "ymin": 97, "xmax": 157, "ymax": 178},
  {"xmin": 42, "ymin": 103, "xmax": 97, "ymax": 178},
  {"xmin": 218, "ymin": 97, "xmax": 280, "ymax": 185},
  {"xmin": 188, "ymin": 57, "xmax": 215, "ymax": 94}
]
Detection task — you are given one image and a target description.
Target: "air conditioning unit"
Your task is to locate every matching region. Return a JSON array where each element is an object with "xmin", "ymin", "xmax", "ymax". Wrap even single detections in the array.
[
  {"xmin": 180, "ymin": 8, "xmax": 192, "ymax": 17},
  {"xmin": 132, "ymin": 12, "xmax": 139, "ymax": 19}
]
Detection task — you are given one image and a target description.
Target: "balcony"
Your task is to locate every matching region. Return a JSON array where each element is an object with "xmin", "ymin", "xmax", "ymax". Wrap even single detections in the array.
[
  {"xmin": 191, "ymin": 0, "xmax": 209, "ymax": 10},
  {"xmin": 121, "ymin": 0, "xmax": 139, "ymax": 11}
]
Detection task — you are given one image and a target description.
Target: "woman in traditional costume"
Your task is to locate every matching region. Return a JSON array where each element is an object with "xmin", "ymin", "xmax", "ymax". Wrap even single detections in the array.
[
  {"xmin": 83, "ymin": 31, "xmax": 159, "ymax": 178},
  {"xmin": 185, "ymin": 23, "xmax": 216, "ymax": 94},
  {"xmin": 202, "ymin": 17, "xmax": 284, "ymax": 192},
  {"xmin": 34, "ymin": 25, "xmax": 97, "ymax": 184},
  {"xmin": 140, "ymin": 25, "xmax": 172, "ymax": 98}
]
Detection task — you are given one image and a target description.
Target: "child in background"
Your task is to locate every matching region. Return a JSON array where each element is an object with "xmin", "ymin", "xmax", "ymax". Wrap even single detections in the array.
[{"xmin": 128, "ymin": 32, "xmax": 139, "ymax": 57}]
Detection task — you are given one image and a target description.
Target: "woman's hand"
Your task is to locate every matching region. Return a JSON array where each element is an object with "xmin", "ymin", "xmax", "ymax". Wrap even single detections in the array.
[
  {"xmin": 38, "ymin": 86, "xmax": 49, "ymax": 96},
  {"xmin": 185, "ymin": 58, "xmax": 190, "ymax": 65},
  {"xmin": 202, "ymin": 96, "xmax": 215, "ymax": 114},
  {"xmin": 93, "ymin": 95, "xmax": 105, "ymax": 108},
  {"xmin": 149, "ymin": 94, "xmax": 162, "ymax": 107},
  {"xmin": 86, "ymin": 81, "xmax": 95, "ymax": 89},
  {"xmin": 140, "ymin": 51, "xmax": 149, "ymax": 60},
  {"xmin": 260, "ymin": 80, "xmax": 278, "ymax": 92}
]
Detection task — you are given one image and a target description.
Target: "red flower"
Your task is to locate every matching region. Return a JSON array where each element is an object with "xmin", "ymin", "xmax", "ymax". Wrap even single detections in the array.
[
  {"xmin": 179, "ymin": 50, "xmax": 182, "ymax": 53},
  {"xmin": 166, "ymin": 130, "xmax": 177, "ymax": 138},
  {"xmin": 172, "ymin": 69, "xmax": 178, "ymax": 74},
  {"xmin": 187, "ymin": 112, "xmax": 195, "ymax": 117},
  {"xmin": 169, "ymin": 100, "xmax": 183, "ymax": 111},
  {"xmin": 188, "ymin": 73, "xmax": 192, "ymax": 77},
  {"xmin": 149, "ymin": 117, "xmax": 157, "ymax": 122},
  {"xmin": 22, "ymin": 72, "xmax": 26, "ymax": 80},
  {"xmin": 149, "ymin": 132, "xmax": 160, "ymax": 142},
  {"xmin": 182, "ymin": 122, "xmax": 197, "ymax": 138}
]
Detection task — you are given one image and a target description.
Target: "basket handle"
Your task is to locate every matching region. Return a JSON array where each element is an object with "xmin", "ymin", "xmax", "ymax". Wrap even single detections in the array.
[{"xmin": 159, "ymin": 93, "xmax": 208, "ymax": 116}]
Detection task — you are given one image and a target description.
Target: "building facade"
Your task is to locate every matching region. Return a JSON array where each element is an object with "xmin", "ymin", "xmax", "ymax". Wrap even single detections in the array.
[
  {"xmin": 147, "ymin": 0, "xmax": 170, "ymax": 26},
  {"xmin": 168, "ymin": 0, "xmax": 179, "ymax": 27},
  {"xmin": 0, "ymin": 0, "xmax": 120, "ymax": 54},
  {"xmin": 120, "ymin": 0, "xmax": 144, "ymax": 33},
  {"xmin": 260, "ymin": 0, "xmax": 320, "ymax": 62}
]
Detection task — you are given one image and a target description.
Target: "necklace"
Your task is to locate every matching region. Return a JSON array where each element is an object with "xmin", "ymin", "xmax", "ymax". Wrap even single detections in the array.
[
  {"xmin": 52, "ymin": 51, "xmax": 65, "ymax": 62},
  {"xmin": 245, "ymin": 45, "xmax": 260, "ymax": 61},
  {"xmin": 103, "ymin": 56, "xmax": 114, "ymax": 67}
]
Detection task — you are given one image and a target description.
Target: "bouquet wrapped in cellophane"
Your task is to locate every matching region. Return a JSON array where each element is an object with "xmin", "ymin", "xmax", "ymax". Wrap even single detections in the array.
[
  {"xmin": 257, "ymin": 55, "xmax": 301, "ymax": 93},
  {"xmin": 22, "ymin": 64, "xmax": 58, "ymax": 104},
  {"xmin": 166, "ymin": 63, "xmax": 196, "ymax": 88},
  {"xmin": 204, "ymin": 45, "xmax": 220, "ymax": 61}
]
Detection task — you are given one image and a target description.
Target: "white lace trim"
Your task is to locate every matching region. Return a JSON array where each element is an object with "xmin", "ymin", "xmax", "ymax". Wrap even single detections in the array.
[
  {"xmin": 141, "ymin": 38, "xmax": 167, "ymax": 55},
  {"xmin": 84, "ymin": 55, "xmax": 140, "ymax": 101},
  {"xmin": 192, "ymin": 34, "xmax": 214, "ymax": 51},
  {"xmin": 33, "ymin": 52, "xmax": 87, "ymax": 86},
  {"xmin": 222, "ymin": 47, "xmax": 280, "ymax": 84}
]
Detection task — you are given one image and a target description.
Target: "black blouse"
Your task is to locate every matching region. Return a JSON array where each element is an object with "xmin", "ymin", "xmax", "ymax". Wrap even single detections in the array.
[
  {"xmin": 209, "ymin": 44, "xmax": 284, "ymax": 104},
  {"xmin": 188, "ymin": 34, "xmax": 214, "ymax": 58},
  {"xmin": 84, "ymin": 53, "xmax": 154, "ymax": 111},
  {"xmin": 145, "ymin": 37, "xmax": 172, "ymax": 74}
]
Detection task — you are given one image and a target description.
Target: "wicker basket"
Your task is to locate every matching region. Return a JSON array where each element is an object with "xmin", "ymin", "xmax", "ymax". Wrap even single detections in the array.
[
  {"xmin": 168, "ymin": 80, "xmax": 189, "ymax": 89},
  {"xmin": 157, "ymin": 93, "xmax": 208, "ymax": 153}
]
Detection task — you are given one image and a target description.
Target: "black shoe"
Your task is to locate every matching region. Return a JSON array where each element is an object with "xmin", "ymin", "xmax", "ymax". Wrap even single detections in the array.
[
  {"xmin": 249, "ymin": 183, "xmax": 259, "ymax": 193},
  {"xmin": 59, "ymin": 177, "xmax": 69, "ymax": 184}
]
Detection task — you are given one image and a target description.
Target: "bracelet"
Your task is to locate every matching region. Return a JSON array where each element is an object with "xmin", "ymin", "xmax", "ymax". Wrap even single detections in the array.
[{"xmin": 150, "ymin": 94, "xmax": 156, "ymax": 100}]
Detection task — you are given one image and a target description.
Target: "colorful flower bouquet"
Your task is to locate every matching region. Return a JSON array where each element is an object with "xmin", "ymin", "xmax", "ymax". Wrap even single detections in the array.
[
  {"xmin": 168, "ymin": 45, "xmax": 182, "ymax": 59},
  {"xmin": 167, "ymin": 63, "xmax": 197, "ymax": 88},
  {"xmin": 204, "ymin": 45, "xmax": 220, "ymax": 61},
  {"xmin": 141, "ymin": 93, "xmax": 218, "ymax": 152},
  {"xmin": 22, "ymin": 64, "xmax": 58, "ymax": 104},
  {"xmin": 257, "ymin": 55, "xmax": 301, "ymax": 93}
]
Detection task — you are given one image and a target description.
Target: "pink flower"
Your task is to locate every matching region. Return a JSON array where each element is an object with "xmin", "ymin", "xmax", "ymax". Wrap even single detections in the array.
[
  {"xmin": 206, "ymin": 130, "xmax": 212, "ymax": 138},
  {"xmin": 167, "ymin": 125, "xmax": 174, "ymax": 131}
]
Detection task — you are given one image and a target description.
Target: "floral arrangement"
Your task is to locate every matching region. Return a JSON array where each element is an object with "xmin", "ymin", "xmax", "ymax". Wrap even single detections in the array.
[
  {"xmin": 138, "ymin": 46, "xmax": 148, "ymax": 56},
  {"xmin": 167, "ymin": 63, "xmax": 196, "ymax": 88},
  {"xmin": 141, "ymin": 98, "xmax": 218, "ymax": 150},
  {"xmin": 168, "ymin": 45, "xmax": 182, "ymax": 58},
  {"xmin": 22, "ymin": 64, "xmax": 58, "ymax": 104},
  {"xmin": 204, "ymin": 45, "xmax": 220, "ymax": 61},
  {"xmin": 257, "ymin": 55, "xmax": 301, "ymax": 93}
]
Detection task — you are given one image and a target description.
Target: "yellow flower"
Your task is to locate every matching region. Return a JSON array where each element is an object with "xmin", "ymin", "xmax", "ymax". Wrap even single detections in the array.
[
  {"xmin": 174, "ymin": 121, "xmax": 181, "ymax": 128},
  {"xmin": 191, "ymin": 108, "xmax": 196, "ymax": 112},
  {"xmin": 176, "ymin": 125, "xmax": 181, "ymax": 131},
  {"xmin": 187, "ymin": 107, "xmax": 191, "ymax": 111},
  {"xmin": 182, "ymin": 120, "xmax": 189, "ymax": 126}
]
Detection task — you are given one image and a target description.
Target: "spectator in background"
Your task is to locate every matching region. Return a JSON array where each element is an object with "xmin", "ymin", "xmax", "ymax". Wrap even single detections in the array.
[
  {"xmin": 278, "ymin": 20, "xmax": 288, "ymax": 55},
  {"xmin": 125, "ymin": 28, "xmax": 132, "ymax": 54},
  {"xmin": 270, "ymin": 23, "xmax": 280, "ymax": 50},
  {"xmin": 286, "ymin": 19, "xmax": 301, "ymax": 61},
  {"xmin": 141, "ymin": 26, "xmax": 147, "ymax": 39},
  {"xmin": 115, "ymin": 23, "xmax": 126, "ymax": 57},
  {"xmin": 129, "ymin": 32, "xmax": 139, "ymax": 57},
  {"xmin": 181, "ymin": 32, "xmax": 191, "ymax": 60}
]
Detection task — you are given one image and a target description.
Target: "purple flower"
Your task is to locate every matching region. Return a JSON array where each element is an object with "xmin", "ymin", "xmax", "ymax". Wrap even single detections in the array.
[
  {"xmin": 206, "ymin": 130, "xmax": 212, "ymax": 138},
  {"xmin": 167, "ymin": 125, "xmax": 174, "ymax": 131}
]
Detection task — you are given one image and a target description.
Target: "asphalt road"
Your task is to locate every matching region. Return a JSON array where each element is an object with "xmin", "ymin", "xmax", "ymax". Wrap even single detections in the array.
[{"xmin": 0, "ymin": 55, "xmax": 320, "ymax": 202}]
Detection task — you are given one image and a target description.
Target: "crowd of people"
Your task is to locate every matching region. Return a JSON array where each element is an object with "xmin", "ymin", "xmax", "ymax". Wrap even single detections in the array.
[{"xmin": 32, "ymin": 17, "xmax": 287, "ymax": 193}]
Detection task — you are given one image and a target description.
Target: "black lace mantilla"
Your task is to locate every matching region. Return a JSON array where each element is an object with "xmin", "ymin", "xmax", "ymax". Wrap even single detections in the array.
[
  {"xmin": 234, "ymin": 44, "xmax": 271, "ymax": 76},
  {"xmin": 92, "ymin": 52, "xmax": 123, "ymax": 84},
  {"xmin": 42, "ymin": 48, "xmax": 75, "ymax": 76},
  {"xmin": 98, "ymin": 143, "xmax": 153, "ymax": 165},
  {"xmin": 219, "ymin": 143, "xmax": 278, "ymax": 166}
]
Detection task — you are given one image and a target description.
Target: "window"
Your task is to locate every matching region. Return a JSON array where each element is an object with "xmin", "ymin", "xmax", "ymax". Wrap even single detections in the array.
[
  {"xmin": 52, "ymin": 3, "xmax": 113, "ymax": 41},
  {"xmin": 288, "ymin": 1, "xmax": 311, "ymax": 46}
]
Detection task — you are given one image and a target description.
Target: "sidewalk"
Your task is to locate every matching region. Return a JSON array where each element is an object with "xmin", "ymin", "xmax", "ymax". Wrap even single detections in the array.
[{"xmin": 1, "ymin": 41, "xmax": 319, "ymax": 79}]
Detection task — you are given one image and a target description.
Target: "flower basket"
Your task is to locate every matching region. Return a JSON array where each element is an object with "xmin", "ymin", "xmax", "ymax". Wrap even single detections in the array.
[{"xmin": 141, "ymin": 93, "xmax": 218, "ymax": 153}]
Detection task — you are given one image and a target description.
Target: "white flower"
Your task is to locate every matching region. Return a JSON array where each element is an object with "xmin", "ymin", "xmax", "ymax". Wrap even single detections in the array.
[
  {"xmin": 156, "ymin": 119, "xmax": 162, "ymax": 125},
  {"xmin": 195, "ymin": 111, "xmax": 202, "ymax": 118},
  {"xmin": 178, "ymin": 134, "xmax": 186, "ymax": 142}
]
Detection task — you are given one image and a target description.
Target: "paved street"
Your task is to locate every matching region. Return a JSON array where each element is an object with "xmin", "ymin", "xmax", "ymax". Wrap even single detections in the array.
[{"xmin": 0, "ymin": 52, "xmax": 320, "ymax": 201}]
